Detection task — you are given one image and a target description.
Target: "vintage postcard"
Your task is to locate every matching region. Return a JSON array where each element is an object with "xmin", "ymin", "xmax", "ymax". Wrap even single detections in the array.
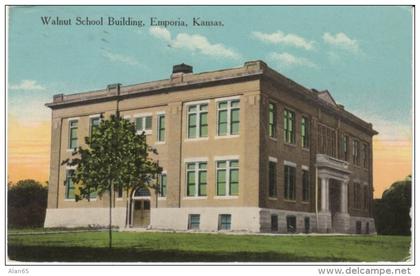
[{"xmin": 5, "ymin": 4, "xmax": 414, "ymax": 269}]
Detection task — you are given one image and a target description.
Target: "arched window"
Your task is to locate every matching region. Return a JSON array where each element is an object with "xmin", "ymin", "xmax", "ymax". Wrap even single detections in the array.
[{"xmin": 134, "ymin": 187, "xmax": 150, "ymax": 197}]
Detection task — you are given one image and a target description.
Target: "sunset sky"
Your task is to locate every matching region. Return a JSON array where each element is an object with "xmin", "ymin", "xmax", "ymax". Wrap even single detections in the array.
[{"xmin": 7, "ymin": 6, "xmax": 412, "ymax": 197}]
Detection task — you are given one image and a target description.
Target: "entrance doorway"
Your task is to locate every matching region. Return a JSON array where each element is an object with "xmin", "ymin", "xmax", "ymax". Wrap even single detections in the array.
[
  {"xmin": 131, "ymin": 187, "xmax": 151, "ymax": 228},
  {"xmin": 329, "ymin": 179, "xmax": 341, "ymax": 232}
]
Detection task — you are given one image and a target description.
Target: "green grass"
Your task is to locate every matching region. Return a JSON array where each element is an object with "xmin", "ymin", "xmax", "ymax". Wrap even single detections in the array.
[{"xmin": 8, "ymin": 230, "xmax": 411, "ymax": 262}]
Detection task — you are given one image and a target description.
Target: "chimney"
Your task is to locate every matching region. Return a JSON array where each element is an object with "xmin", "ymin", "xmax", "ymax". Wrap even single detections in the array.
[
  {"xmin": 172, "ymin": 63, "xmax": 193, "ymax": 74},
  {"xmin": 171, "ymin": 63, "xmax": 193, "ymax": 84}
]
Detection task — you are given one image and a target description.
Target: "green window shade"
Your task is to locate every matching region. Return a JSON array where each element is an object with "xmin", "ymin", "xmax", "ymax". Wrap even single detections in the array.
[
  {"xmin": 70, "ymin": 128, "xmax": 78, "ymax": 149},
  {"xmin": 188, "ymin": 105, "xmax": 197, "ymax": 112},
  {"xmin": 198, "ymin": 171, "xmax": 207, "ymax": 196},
  {"xmin": 90, "ymin": 118, "xmax": 100, "ymax": 136},
  {"xmin": 136, "ymin": 117, "xmax": 143, "ymax": 131},
  {"xmin": 188, "ymin": 113, "xmax": 197, "ymax": 138},
  {"xmin": 187, "ymin": 171, "xmax": 196, "ymax": 196},
  {"xmin": 231, "ymin": 100, "xmax": 240, "ymax": 108},
  {"xmin": 217, "ymin": 161, "xmax": 226, "ymax": 168},
  {"xmin": 158, "ymin": 115, "xmax": 165, "ymax": 141},
  {"xmin": 160, "ymin": 174, "xmax": 167, "ymax": 197},
  {"xmin": 199, "ymin": 112, "xmax": 208, "ymax": 137},
  {"xmin": 145, "ymin": 116, "xmax": 152, "ymax": 130},
  {"xmin": 230, "ymin": 160, "xmax": 239, "ymax": 168},
  {"xmin": 187, "ymin": 163, "xmax": 196, "ymax": 170},
  {"xmin": 218, "ymin": 110, "xmax": 228, "ymax": 136},
  {"xmin": 217, "ymin": 170, "xmax": 226, "ymax": 196},
  {"xmin": 66, "ymin": 170, "xmax": 75, "ymax": 199},
  {"xmin": 229, "ymin": 169, "xmax": 239, "ymax": 195},
  {"xmin": 230, "ymin": 109, "xmax": 240, "ymax": 135},
  {"xmin": 218, "ymin": 101, "xmax": 228, "ymax": 109}
]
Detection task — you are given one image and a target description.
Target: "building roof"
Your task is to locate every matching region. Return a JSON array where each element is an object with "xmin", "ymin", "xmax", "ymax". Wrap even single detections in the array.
[{"xmin": 45, "ymin": 60, "xmax": 378, "ymax": 136}]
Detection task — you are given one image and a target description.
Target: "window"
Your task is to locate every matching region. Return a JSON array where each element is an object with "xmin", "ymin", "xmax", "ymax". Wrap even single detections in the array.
[
  {"xmin": 159, "ymin": 173, "xmax": 167, "ymax": 197},
  {"xmin": 271, "ymin": 215, "xmax": 278, "ymax": 232},
  {"xmin": 217, "ymin": 99, "xmax": 240, "ymax": 136},
  {"xmin": 286, "ymin": 216, "xmax": 296, "ymax": 233},
  {"xmin": 363, "ymin": 143, "xmax": 369, "ymax": 168},
  {"xmin": 342, "ymin": 135, "xmax": 349, "ymax": 161},
  {"xmin": 68, "ymin": 120, "xmax": 78, "ymax": 149},
  {"xmin": 284, "ymin": 165, "xmax": 296, "ymax": 200},
  {"xmin": 353, "ymin": 182, "xmax": 361, "ymax": 209},
  {"xmin": 283, "ymin": 109, "xmax": 295, "ymax": 144},
  {"xmin": 89, "ymin": 117, "xmax": 100, "ymax": 137},
  {"xmin": 304, "ymin": 217, "xmax": 310, "ymax": 233},
  {"xmin": 135, "ymin": 115, "xmax": 152, "ymax": 134},
  {"xmin": 301, "ymin": 117, "xmax": 309, "ymax": 148},
  {"xmin": 218, "ymin": 214, "xmax": 231, "ymax": 230},
  {"xmin": 65, "ymin": 169, "xmax": 75, "ymax": 199},
  {"xmin": 302, "ymin": 169, "xmax": 310, "ymax": 202},
  {"xmin": 188, "ymin": 214, "xmax": 200, "ymax": 230},
  {"xmin": 352, "ymin": 140, "xmax": 360, "ymax": 165},
  {"xmin": 268, "ymin": 102, "xmax": 276, "ymax": 138},
  {"xmin": 157, "ymin": 114, "xmax": 165, "ymax": 142},
  {"xmin": 268, "ymin": 160, "xmax": 277, "ymax": 197},
  {"xmin": 366, "ymin": 222, "xmax": 370, "ymax": 234},
  {"xmin": 363, "ymin": 185, "xmax": 369, "ymax": 210},
  {"xmin": 216, "ymin": 160, "xmax": 239, "ymax": 196},
  {"xmin": 187, "ymin": 104, "xmax": 208, "ymax": 138},
  {"xmin": 186, "ymin": 162, "xmax": 207, "ymax": 197}
]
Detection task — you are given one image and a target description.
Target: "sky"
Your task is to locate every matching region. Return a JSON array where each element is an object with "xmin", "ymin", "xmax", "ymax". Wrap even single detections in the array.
[{"xmin": 7, "ymin": 6, "xmax": 412, "ymax": 198}]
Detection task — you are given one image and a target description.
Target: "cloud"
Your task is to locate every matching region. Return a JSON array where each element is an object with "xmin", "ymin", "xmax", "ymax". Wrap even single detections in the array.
[
  {"xmin": 102, "ymin": 50, "xmax": 140, "ymax": 66},
  {"xmin": 149, "ymin": 26, "xmax": 240, "ymax": 60},
  {"xmin": 269, "ymin": 52, "xmax": 317, "ymax": 68},
  {"xmin": 251, "ymin": 31, "xmax": 315, "ymax": 50},
  {"xmin": 323, "ymin": 32, "xmax": 360, "ymax": 53},
  {"xmin": 9, "ymin": 80, "xmax": 45, "ymax": 90}
]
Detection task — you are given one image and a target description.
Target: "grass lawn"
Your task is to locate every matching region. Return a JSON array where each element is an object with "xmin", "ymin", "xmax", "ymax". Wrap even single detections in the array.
[{"xmin": 8, "ymin": 230, "xmax": 411, "ymax": 262}]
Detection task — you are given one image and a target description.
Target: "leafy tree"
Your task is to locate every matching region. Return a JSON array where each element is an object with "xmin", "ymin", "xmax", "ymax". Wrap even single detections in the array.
[
  {"xmin": 62, "ymin": 114, "xmax": 162, "ymax": 248},
  {"xmin": 374, "ymin": 175, "xmax": 411, "ymax": 235},
  {"xmin": 8, "ymin": 179, "xmax": 48, "ymax": 228}
]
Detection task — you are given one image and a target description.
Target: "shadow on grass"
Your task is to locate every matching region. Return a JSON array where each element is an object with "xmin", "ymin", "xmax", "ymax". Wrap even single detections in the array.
[{"xmin": 8, "ymin": 245, "xmax": 354, "ymax": 262}]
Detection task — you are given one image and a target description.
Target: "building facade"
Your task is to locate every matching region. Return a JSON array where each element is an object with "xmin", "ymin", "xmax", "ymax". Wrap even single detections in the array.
[{"xmin": 44, "ymin": 60, "xmax": 377, "ymax": 234}]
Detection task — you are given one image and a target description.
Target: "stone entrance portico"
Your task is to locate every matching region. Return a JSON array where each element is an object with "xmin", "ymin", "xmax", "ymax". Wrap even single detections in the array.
[{"xmin": 316, "ymin": 154, "xmax": 351, "ymax": 233}]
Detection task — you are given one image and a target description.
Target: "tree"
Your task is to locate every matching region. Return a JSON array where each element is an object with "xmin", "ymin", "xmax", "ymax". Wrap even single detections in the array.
[
  {"xmin": 374, "ymin": 175, "xmax": 411, "ymax": 235},
  {"xmin": 62, "ymin": 114, "xmax": 162, "ymax": 248},
  {"xmin": 8, "ymin": 179, "xmax": 48, "ymax": 228}
]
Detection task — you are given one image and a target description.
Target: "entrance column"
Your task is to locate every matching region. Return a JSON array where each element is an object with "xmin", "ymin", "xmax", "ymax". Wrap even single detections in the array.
[
  {"xmin": 340, "ymin": 181, "xmax": 349, "ymax": 214},
  {"xmin": 320, "ymin": 177, "xmax": 330, "ymax": 212}
]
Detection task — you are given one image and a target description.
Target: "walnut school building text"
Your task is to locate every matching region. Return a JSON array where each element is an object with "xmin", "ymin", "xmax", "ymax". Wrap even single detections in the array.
[{"xmin": 44, "ymin": 61, "xmax": 377, "ymax": 234}]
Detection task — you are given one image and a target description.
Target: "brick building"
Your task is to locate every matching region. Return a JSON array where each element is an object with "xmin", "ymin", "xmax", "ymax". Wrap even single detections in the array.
[{"xmin": 44, "ymin": 60, "xmax": 377, "ymax": 234}]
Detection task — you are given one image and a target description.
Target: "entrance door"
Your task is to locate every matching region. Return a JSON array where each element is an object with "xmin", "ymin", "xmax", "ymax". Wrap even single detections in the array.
[
  {"xmin": 329, "ymin": 180, "xmax": 341, "ymax": 232},
  {"xmin": 133, "ymin": 200, "xmax": 150, "ymax": 227}
]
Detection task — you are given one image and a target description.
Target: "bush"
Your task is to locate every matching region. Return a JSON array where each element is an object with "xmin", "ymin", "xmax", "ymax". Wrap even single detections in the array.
[
  {"xmin": 8, "ymin": 179, "xmax": 48, "ymax": 228},
  {"xmin": 374, "ymin": 176, "xmax": 411, "ymax": 235}
]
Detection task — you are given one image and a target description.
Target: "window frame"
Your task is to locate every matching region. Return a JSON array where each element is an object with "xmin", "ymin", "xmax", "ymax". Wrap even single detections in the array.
[
  {"xmin": 216, "ymin": 158, "xmax": 239, "ymax": 196},
  {"xmin": 68, "ymin": 119, "xmax": 78, "ymax": 150},
  {"xmin": 283, "ymin": 108, "xmax": 296, "ymax": 144},
  {"xmin": 159, "ymin": 172, "xmax": 167, "ymax": 197},
  {"xmin": 216, "ymin": 97, "xmax": 240, "ymax": 137},
  {"xmin": 301, "ymin": 116, "xmax": 310, "ymax": 148},
  {"xmin": 186, "ymin": 103, "xmax": 208, "ymax": 139},
  {"xmin": 218, "ymin": 214, "xmax": 232, "ymax": 230},
  {"xmin": 268, "ymin": 102, "xmax": 277, "ymax": 138},
  {"xmin": 65, "ymin": 169, "xmax": 75, "ymax": 200},
  {"xmin": 268, "ymin": 158, "xmax": 277, "ymax": 197},
  {"xmin": 134, "ymin": 114, "xmax": 153, "ymax": 135},
  {"xmin": 284, "ymin": 163, "xmax": 296, "ymax": 201},
  {"xmin": 352, "ymin": 139, "xmax": 360, "ymax": 165},
  {"xmin": 302, "ymin": 168, "xmax": 310, "ymax": 202},
  {"xmin": 157, "ymin": 113, "xmax": 166, "ymax": 142},
  {"xmin": 188, "ymin": 214, "xmax": 200, "ymax": 230},
  {"xmin": 185, "ymin": 161, "xmax": 207, "ymax": 197}
]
